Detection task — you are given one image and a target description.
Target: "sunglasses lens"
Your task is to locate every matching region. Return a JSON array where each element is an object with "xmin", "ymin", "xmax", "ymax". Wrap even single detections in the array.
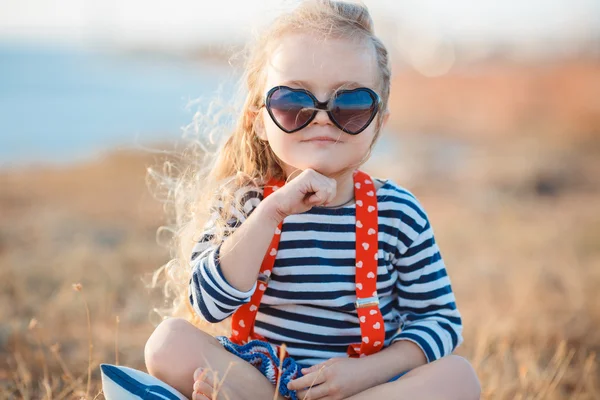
[
  {"xmin": 331, "ymin": 90, "xmax": 377, "ymax": 134},
  {"xmin": 268, "ymin": 87, "xmax": 315, "ymax": 132}
]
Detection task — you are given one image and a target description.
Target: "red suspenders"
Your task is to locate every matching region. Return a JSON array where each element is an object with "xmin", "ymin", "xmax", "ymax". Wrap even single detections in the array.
[{"xmin": 230, "ymin": 170, "xmax": 385, "ymax": 357}]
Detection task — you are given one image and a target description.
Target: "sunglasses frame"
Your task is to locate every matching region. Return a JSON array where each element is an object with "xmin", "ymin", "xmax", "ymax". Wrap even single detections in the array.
[{"xmin": 263, "ymin": 85, "xmax": 382, "ymax": 135}]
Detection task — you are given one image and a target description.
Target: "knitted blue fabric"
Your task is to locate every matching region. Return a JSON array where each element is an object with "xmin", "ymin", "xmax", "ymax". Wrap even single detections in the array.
[{"xmin": 216, "ymin": 336, "xmax": 304, "ymax": 400}]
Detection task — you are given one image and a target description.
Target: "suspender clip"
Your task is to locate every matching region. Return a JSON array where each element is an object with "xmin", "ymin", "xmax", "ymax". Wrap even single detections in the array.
[
  {"xmin": 257, "ymin": 272, "xmax": 271, "ymax": 284},
  {"xmin": 354, "ymin": 296, "xmax": 379, "ymax": 309}
]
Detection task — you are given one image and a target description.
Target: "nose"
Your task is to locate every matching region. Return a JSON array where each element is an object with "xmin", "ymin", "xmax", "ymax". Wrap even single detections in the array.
[{"xmin": 310, "ymin": 108, "xmax": 333, "ymax": 127}]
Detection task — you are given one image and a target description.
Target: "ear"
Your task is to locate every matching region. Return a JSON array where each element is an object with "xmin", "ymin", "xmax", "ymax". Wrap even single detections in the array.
[
  {"xmin": 248, "ymin": 105, "xmax": 268, "ymax": 142},
  {"xmin": 381, "ymin": 109, "xmax": 390, "ymax": 128}
]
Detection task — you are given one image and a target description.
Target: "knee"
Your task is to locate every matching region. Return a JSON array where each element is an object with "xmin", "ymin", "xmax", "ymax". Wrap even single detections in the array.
[
  {"xmin": 144, "ymin": 317, "xmax": 197, "ymax": 377},
  {"xmin": 448, "ymin": 355, "xmax": 481, "ymax": 400}
]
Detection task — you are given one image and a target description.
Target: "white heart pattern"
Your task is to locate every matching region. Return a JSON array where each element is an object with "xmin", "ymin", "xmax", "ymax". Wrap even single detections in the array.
[
  {"xmin": 368, "ymin": 206, "xmax": 375, "ymax": 212},
  {"xmin": 259, "ymin": 283, "xmax": 266, "ymax": 291},
  {"xmin": 374, "ymin": 341, "xmax": 382, "ymax": 347},
  {"xmin": 355, "ymin": 182, "xmax": 361, "ymax": 189},
  {"xmin": 362, "ymin": 337, "xmax": 370, "ymax": 344},
  {"xmin": 372, "ymin": 291, "xmax": 377, "ymax": 296},
  {"xmin": 273, "ymin": 185, "xmax": 279, "ymax": 191},
  {"xmin": 232, "ymin": 329, "xmax": 239, "ymax": 336},
  {"xmin": 373, "ymin": 322, "xmax": 381, "ymax": 329},
  {"xmin": 239, "ymin": 320, "xmax": 246, "ymax": 328},
  {"xmin": 356, "ymin": 261, "xmax": 363, "ymax": 268},
  {"xmin": 362, "ymin": 243, "xmax": 369, "ymax": 250},
  {"xmin": 364, "ymin": 179, "xmax": 372, "ymax": 184},
  {"xmin": 264, "ymin": 270, "xmax": 271, "ymax": 277},
  {"xmin": 367, "ymin": 228, "xmax": 376, "ymax": 235},
  {"xmin": 356, "ymin": 283, "xmax": 363, "ymax": 290},
  {"xmin": 374, "ymin": 253, "xmax": 378, "ymax": 260},
  {"xmin": 356, "ymin": 220, "xmax": 363, "ymax": 228},
  {"xmin": 270, "ymin": 248, "xmax": 277, "ymax": 256},
  {"xmin": 367, "ymin": 272, "xmax": 375, "ymax": 279},
  {"xmin": 275, "ymin": 227, "xmax": 281, "ymax": 235},
  {"xmin": 356, "ymin": 200, "xmax": 363, "ymax": 207},
  {"xmin": 366, "ymin": 191, "xmax": 374, "ymax": 197},
  {"xmin": 360, "ymin": 316, "xmax": 366, "ymax": 323},
  {"xmin": 250, "ymin": 305, "xmax": 258, "ymax": 312},
  {"xmin": 370, "ymin": 309, "xmax": 377, "ymax": 315}
]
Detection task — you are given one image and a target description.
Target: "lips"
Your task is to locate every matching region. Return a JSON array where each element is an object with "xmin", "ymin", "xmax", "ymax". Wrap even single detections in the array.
[{"xmin": 302, "ymin": 136, "xmax": 340, "ymax": 142}]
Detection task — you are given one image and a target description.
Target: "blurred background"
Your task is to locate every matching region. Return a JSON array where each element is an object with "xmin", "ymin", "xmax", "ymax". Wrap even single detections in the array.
[{"xmin": 1, "ymin": 0, "xmax": 599, "ymax": 398}]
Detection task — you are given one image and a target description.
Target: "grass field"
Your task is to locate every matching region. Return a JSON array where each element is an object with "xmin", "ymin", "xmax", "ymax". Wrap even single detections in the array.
[{"xmin": 1, "ymin": 61, "xmax": 599, "ymax": 399}]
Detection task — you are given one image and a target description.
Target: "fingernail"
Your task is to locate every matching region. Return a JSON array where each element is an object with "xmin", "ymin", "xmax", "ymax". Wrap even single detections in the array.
[{"xmin": 193, "ymin": 367, "xmax": 203, "ymax": 380}]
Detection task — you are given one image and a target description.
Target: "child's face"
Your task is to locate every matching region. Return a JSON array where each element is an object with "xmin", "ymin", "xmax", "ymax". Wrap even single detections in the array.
[{"xmin": 259, "ymin": 32, "xmax": 388, "ymax": 178}]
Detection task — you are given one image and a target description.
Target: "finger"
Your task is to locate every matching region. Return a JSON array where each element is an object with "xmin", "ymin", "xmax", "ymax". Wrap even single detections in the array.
[
  {"xmin": 301, "ymin": 362, "xmax": 325, "ymax": 375},
  {"xmin": 296, "ymin": 383, "xmax": 329, "ymax": 400},
  {"xmin": 287, "ymin": 369, "xmax": 327, "ymax": 391}
]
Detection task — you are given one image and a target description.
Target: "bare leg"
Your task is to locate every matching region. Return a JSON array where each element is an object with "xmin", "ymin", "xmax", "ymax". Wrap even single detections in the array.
[
  {"xmin": 144, "ymin": 317, "xmax": 285, "ymax": 400},
  {"xmin": 345, "ymin": 355, "xmax": 481, "ymax": 400}
]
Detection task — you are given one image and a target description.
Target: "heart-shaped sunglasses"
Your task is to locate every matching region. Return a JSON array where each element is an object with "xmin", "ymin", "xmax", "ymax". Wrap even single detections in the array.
[{"xmin": 261, "ymin": 85, "xmax": 381, "ymax": 135}]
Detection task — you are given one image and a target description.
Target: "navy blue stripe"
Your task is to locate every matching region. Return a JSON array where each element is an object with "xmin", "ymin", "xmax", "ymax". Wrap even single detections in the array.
[
  {"xmin": 265, "ymin": 287, "xmax": 356, "ymax": 300},
  {"xmin": 396, "ymin": 285, "xmax": 453, "ymax": 301},
  {"xmin": 402, "ymin": 268, "xmax": 447, "ymax": 286},
  {"xmin": 439, "ymin": 321, "xmax": 460, "ymax": 348},
  {"xmin": 195, "ymin": 291, "xmax": 222, "ymax": 323},
  {"xmin": 378, "ymin": 210, "xmax": 422, "ymax": 233},
  {"xmin": 399, "ymin": 302, "xmax": 457, "ymax": 315},
  {"xmin": 259, "ymin": 307, "xmax": 358, "ymax": 329},
  {"xmin": 272, "ymin": 272, "xmax": 388, "ymax": 284},
  {"xmin": 379, "ymin": 196, "xmax": 427, "ymax": 220},
  {"xmin": 277, "ymin": 239, "xmax": 398, "ymax": 252},
  {"xmin": 276, "ymin": 257, "xmax": 355, "ymax": 268},
  {"xmin": 406, "ymin": 324, "xmax": 445, "ymax": 358},
  {"xmin": 255, "ymin": 320, "xmax": 398, "ymax": 344},
  {"xmin": 282, "ymin": 222, "xmax": 356, "ymax": 233},
  {"xmin": 403, "ymin": 312, "xmax": 462, "ymax": 326},
  {"xmin": 395, "ymin": 332, "xmax": 436, "ymax": 362},
  {"xmin": 404, "ymin": 235, "xmax": 435, "ymax": 258},
  {"xmin": 397, "ymin": 252, "xmax": 442, "ymax": 274},
  {"xmin": 193, "ymin": 269, "xmax": 240, "ymax": 308}
]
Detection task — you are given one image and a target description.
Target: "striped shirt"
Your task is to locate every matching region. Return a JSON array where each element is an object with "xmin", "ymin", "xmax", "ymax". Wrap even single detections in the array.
[{"xmin": 189, "ymin": 177, "xmax": 463, "ymax": 366}]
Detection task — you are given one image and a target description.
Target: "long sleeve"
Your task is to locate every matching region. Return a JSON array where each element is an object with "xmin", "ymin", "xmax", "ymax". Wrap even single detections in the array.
[
  {"xmin": 188, "ymin": 187, "xmax": 262, "ymax": 323},
  {"xmin": 390, "ymin": 203, "xmax": 463, "ymax": 363}
]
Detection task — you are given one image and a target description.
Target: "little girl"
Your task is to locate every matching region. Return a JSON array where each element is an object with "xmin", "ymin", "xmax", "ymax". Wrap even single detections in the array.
[{"xmin": 145, "ymin": 1, "xmax": 480, "ymax": 399}]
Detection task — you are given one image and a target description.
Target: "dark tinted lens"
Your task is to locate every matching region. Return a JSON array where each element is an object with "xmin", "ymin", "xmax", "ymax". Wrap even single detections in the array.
[
  {"xmin": 331, "ymin": 90, "xmax": 377, "ymax": 134},
  {"xmin": 268, "ymin": 87, "xmax": 315, "ymax": 132}
]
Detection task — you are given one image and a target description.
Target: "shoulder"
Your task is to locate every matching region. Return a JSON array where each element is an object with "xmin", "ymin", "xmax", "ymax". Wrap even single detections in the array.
[{"xmin": 374, "ymin": 177, "xmax": 430, "ymax": 231}]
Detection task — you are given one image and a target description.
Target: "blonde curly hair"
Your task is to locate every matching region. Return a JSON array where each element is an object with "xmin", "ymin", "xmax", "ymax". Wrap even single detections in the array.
[{"xmin": 147, "ymin": 0, "xmax": 392, "ymax": 335}]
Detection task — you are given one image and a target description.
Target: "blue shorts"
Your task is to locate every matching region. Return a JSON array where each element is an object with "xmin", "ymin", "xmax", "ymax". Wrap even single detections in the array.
[{"xmin": 388, "ymin": 370, "xmax": 409, "ymax": 381}]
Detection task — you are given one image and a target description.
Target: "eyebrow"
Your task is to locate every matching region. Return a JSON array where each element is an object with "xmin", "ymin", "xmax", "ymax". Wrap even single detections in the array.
[{"xmin": 281, "ymin": 80, "xmax": 366, "ymax": 92}]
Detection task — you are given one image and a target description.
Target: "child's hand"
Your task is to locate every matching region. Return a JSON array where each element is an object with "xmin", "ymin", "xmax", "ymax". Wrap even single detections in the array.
[
  {"xmin": 287, "ymin": 357, "xmax": 372, "ymax": 400},
  {"xmin": 266, "ymin": 169, "xmax": 337, "ymax": 220}
]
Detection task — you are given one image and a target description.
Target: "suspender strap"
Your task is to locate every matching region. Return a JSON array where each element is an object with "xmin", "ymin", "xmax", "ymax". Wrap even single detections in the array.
[
  {"xmin": 347, "ymin": 170, "xmax": 385, "ymax": 357},
  {"xmin": 230, "ymin": 180, "xmax": 284, "ymax": 345}
]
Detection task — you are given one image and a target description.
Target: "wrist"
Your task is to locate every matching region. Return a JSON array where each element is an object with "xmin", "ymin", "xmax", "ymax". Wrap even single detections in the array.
[{"xmin": 256, "ymin": 195, "xmax": 286, "ymax": 226}]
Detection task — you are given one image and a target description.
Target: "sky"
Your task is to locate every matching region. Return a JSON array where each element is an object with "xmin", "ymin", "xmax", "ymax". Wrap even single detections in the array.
[{"xmin": 0, "ymin": 0, "xmax": 599, "ymax": 51}]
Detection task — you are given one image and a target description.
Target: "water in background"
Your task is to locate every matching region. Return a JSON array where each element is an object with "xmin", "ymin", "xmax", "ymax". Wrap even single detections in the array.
[{"xmin": 0, "ymin": 42, "xmax": 236, "ymax": 168}]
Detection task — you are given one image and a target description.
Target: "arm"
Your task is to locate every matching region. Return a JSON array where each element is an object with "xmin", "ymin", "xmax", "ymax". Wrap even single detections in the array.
[
  {"xmin": 390, "ymin": 212, "xmax": 464, "ymax": 365},
  {"xmin": 188, "ymin": 188, "xmax": 282, "ymax": 323}
]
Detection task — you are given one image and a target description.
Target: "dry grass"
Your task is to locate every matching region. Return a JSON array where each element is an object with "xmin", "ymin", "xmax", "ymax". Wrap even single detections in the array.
[{"xmin": 1, "ymin": 61, "xmax": 599, "ymax": 399}]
